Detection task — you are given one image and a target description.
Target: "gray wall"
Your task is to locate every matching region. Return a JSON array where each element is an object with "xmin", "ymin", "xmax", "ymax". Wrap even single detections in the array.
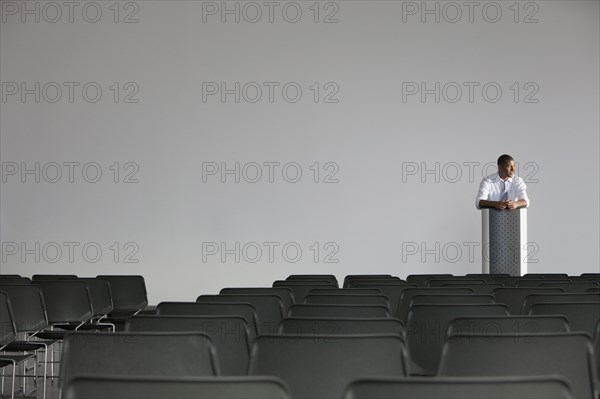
[{"xmin": 1, "ymin": 0, "xmax": 598, "ymax": 303}]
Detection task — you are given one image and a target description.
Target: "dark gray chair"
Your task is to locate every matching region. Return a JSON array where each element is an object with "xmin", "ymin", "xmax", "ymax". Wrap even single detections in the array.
[
  {"xmin": 406, "ymin": 274, "xmax": 453, "ymax": 287},
  {"xmin": 303, "ymin": 294, "xmax": 389, "ymax": 309},
  {"xmin": 156, "ymin": 302, "xmax": 259, "ymax": 337},
  {"xmin": 97, "ymin": 275, "xmax": 148, "ymax": 328},
  {"xmin": 438, "ymin": 332, "xmax": 598, "ymax": 399},
  {"xmin": 0, "ymin": 291, "xmax": 38, "ymax": 399},
  {"xmin": 408, "ymin": 294, "xmax": 494, "ymax": 307},
  {"xmin": 287, "ymin": 304, "xmax": 389, "ymax": 319},
  {"xmin": 279, "ymin": 317, "xmax": 405, "ymax": 339},
  {"xmin": 521, "ymin": 293, "xmax": 600, "ymax": 315},
  {"xmin": 439, "ymin": 282, "xmax": 504, "ymax": 295},
  {"xmin": 272, "ymin": 281, "xmax": 337, "ymax": 303},
  {"xmin": 220, "ymin": 287, "xmax": 295, "ymax": 312},
  {"xmin": 406, "ymin": 304, "xmax": 509, "ymax": 375},
  {"xmin": 62, "ymin": 376, "xmax": 291, "ymax": 399},
  {"xmin": 59, "ymin": 332, "xmax": 219, "ymax": 391},
  {"xmin": 343, "ymin": 376, "xmax": 573, "ymax": 399},
  {"xmin": 446, "ymin": 315, "xmax": 570, "ymax": 337},
  {"xmin": 248, "ymin": 334, "xmax": 408, "ymax": 398},
  {"xmin": 287, "ymin": 275, "xmax": 339, "ymax": 287},
  {"xmin": 34, "ymin": 280, "xmax": 93, "ymax": 330},
  {"xmin": 32, "ymin": 275, "xmax": 78, "ymax": 281},
  {"xmin": 427, "ymin": 278, "xmax": 486, "ymax": 287},
  {"xmin": 309, "ymin": 288, "xmax": 383, "ymax": 296},
  {"xmin": 539, "ymin": 282, "xmax": 600, "ymax": 293},
  {"xmin": 493, "ymin": 287, "xmax": 564, "ymax": 315},
  {"xmin": 398, "ymin": 288, "xmax": 474, "ymax": 322},
  {"xmin": 197, "ymin": 294, "xmax": 283, "ymax": 335},
  {"xmin": 352, "ymin": 284, "xmax": 418, "ymax": 316},
  {"xmin": 125, "ymin": 315, "xmax": 252, "ymax": 375},
  {"xmin": 528, "ymin": 302, "xmax": 600, "ymax": 337}
]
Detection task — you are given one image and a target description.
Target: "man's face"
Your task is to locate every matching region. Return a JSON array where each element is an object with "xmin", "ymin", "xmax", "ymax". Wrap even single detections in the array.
[{"xmin": 498, "ymin": 160, "xmax": 515, "ymax": 179}]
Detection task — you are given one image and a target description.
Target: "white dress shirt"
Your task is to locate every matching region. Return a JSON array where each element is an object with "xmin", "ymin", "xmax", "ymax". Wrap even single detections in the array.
[{"xmin": 475, "ymin": 173, "xmax": 530, "ymax": 209}]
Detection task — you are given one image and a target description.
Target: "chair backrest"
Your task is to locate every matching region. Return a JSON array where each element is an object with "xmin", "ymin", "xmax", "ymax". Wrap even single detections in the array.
[
  {"xmin": 76, "ymin": 278, "xmax": 114, "ymax": 316},
  {"xmin": 347, "ymin": 280, "xmax": 411, "ymax": 289},
  {"xmin": 409, "ymin": 294, "xmax": 494, "ymax": 307},
  {"xmin": 97, "ymin": 275, "xmax": 148, "ymax": 313},
  {"xmin": 287, "ymin": 275, "xmax": 339, "ymax": 287},
  {"xmin": 492, "ymin": 287, "xmax": 564, "ymax": 315},
  {"xmin": 59, "ymin": 332, "xmax": 220, "ymax": 389},
  {"xmin": 63, "ymin": 376, "xmax": 291, "ymax": 399},
  {"xmin": 516, "ymin": 279, "xmax": 571, "ymax": 288},
  {"xmin": 248, "ymin": 334, "xmax": 408, "ymax": 398},
  {"xmin": 595, "ymin": 321, "xmax": 600, "ymax": 381},
  {"xmin": 0, "ymin": 277, "xmax": 31, "ymax": 285},
  {"xmin": 468, "ymin": 273, "xmax": 510, "ymax": 281},
  {"xmin": 125, "ymin": 315, "xmax": 251, "ymax": 375},
  {"xmin": 309, "ymin": 288, "xmax": 383, "ymax": 296},
  {"xmin": 343, "ymin": 275, "xmax": 395, "ymax": 287},
  {"xmin": 0, "ymin": 284, "xmax": 48, "ymax": 333},
  {"xmin": 539, "ymin": 282, "xmax": 600, "ymax": 293},
  {"xmin": 32, "ymin": 274, "xmax": 78, "ymax": 281},
  {"xmin": 398, "ymin": 288, "xmax": 474, "ymax": 321},
  {"xmin": 494, "ymin": 276, "xmax": 541, "ymax": 288},
  {"xmin": 34, "ymin": 280, "xmax": 93, "ymax": 324},
  {"xmin": 272, "ymin": 281, "xmax": 337, "ymax": 303},
  {"xmin": 197, "ymin": 295, "xmax": 283, "ymax": 335},
  {"xmin": 343, "ymin": 376, "xmax": 573, "ymax": 399},
  {"xmin": 524, "ymin": 273, "xmax": 570, "ymax": 279},
  {"xmin": 438, "ymin": 332, "xmax": 598, "ymax": 399},
  {"xmin": 303, "ymin": 294, "xmax": 390, "ymax": 309},
  {"xmin": 406, "ymin": 304, "xmax": 509, "ymax": 375},
  {"xmin": 528, "ymin": 302, "xmax": 600, "ymax": 337},
  {"xmin": 406, "ymin": 274, "xmax": 453, "ymax": 287},
  {"xmin": 447, "ymin": 315, "xmax": 570, "ymax": 337},
  {"xmin": 439, "ymin": 282, "xmax": 504, "ymax": 295},
  {"xmin": 351, "ymin": 284, "xmax": 418, "ymax": 316},
  {"xmin": 279, "ymin": 318, "xmax": 405, "ymax": 339},
  {"xmin": 521, "ymin": 293, "xmax": 600, "ymax": 315},
  {"xmin": 0, "ymin": 291, "xmax": 17, "ymax": 347},
  {"xmin": 156, "ymin": 302, "xmax": 259, "ymax": 337},
  {"xmin": 427, "ymin": 278, "xmax": 487, "ymax": 287},
  {"xmin": 220, "ymin": 288, "xmax": 294, "ymax": 311},
  {"xmin": 287, "ymin": 304, "xmax": 389, "ymax": 319}
]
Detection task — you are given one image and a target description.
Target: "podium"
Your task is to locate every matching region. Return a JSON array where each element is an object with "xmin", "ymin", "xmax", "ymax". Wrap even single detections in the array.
[{"xmin": 481, "ymin": 208, "xmax": 527, "ymax": 276}]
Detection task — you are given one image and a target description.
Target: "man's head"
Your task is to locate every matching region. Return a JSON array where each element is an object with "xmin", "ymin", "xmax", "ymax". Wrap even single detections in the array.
[{"xmin": 497, "ymin": 154, "xmax": 515, "ymax": 180}]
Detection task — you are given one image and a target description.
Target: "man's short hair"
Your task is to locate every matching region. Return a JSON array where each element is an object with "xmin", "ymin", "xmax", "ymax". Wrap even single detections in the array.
[{"xmin": 497, "ymin": 154, "xmax": 514, "ymax": 166}]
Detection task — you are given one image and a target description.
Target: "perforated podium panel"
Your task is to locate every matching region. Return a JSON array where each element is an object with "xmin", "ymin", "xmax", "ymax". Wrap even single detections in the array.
[{"xmin": 481, "ymin": 208, "xmax": 527, "ymax": 276}]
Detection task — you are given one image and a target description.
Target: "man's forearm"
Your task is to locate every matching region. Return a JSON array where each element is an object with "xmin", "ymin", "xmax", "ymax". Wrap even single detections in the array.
[{"xmin": 479, "ymin": 199, "xmax": 502, "ymax": 209}]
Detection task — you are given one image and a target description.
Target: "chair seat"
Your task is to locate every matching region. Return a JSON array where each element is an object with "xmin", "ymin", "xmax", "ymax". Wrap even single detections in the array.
[
  {"xmin": 0, "ymin": 353, "xmax": 37, "ymax": 365},
  {"xmin": 2, "ymin": 341, "xmax": 47, "ymax": 352},
  {"xmin": 35, "ymin": 330, "xmax": 69, "ymax": 340}
]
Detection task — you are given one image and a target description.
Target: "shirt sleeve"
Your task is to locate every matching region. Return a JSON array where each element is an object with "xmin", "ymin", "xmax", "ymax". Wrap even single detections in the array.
[
  {"xmin": 475, "ymin": 178, "xmax": 490, "ymax": 209},
  {"xmin": 516, "ymin": 178, "xmax": 530, "ymax": 207}
]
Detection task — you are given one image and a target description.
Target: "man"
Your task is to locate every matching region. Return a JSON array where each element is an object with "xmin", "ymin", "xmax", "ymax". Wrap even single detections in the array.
[{"xmin": 476, "ymin": 154, "xmax": 530, "ymax": 210}]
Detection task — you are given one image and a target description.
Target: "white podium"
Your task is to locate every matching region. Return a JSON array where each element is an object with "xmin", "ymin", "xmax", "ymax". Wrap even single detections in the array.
[{"xmin": 481, "ymin": 208, "xmax": 527, "ymax": 276}]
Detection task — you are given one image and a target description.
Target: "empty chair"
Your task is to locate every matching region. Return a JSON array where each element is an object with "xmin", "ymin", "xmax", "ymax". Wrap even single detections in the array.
[
  {"xmin": 347, "ymin": 279, "xmax": 411, "ymax": 289},
  {"xmin": 493, "ymin": 287, "xmax": 563, "ymax": 315},
  {"xmin": 595, "ymin": 321, "xmax": 600, "ymax": 381},
  {"xmin": 438, "ymin": 332, "xmax": 597, "ymax": 399},
  {"xmin": 287, "ymin": 275, "xmax": 339, "ymax": 287},
  {"xmin": 525, "ymin": 273, "xmax": 570, "ymax": 279},
  {"xmin": 521, "ymin": 293, "xmax": 600, "ymax": 315},
  {"xmin": 34, "ymin": 280, "xmax": 93, "ymax": 329},
  {"xmin": 59, "ymin": 332, "xmax": 219, "ymax": 391},
  {"xmin": 32, "ymin": 275, "xmax": 78, "ymax": 281},
  {"xmin": 539, "ymin": 282, "xmax": 600, "ymax": 293},
  {"xmin": 197, "ymin": 294, "xmax": 284, "ymax": 334},
  {"xmin": 427, "ymin": 278, "xmax": 486, "ymax": 287},
  {"xmin": 467, "ymin": 273, "xmax": 510, "ymax": 281},
  {"xmin": 309, "ymin": 288, "xmax": 383, "ymax": 296},
  {"xmin": 220, "ymin": 287, "xmax": 295, "ymax": 311},
  {"xmin": 529, "ymin": 302, "xmax": 600, "ymax": 337},
  {"xmin": 408, "ymin": 294, "xmax": 494, "ymax": 307},
  {"xmin": 125, "ymin": 315, "xmax": 252, "ymax": 375},
  {"xmin": 495, "ymin": 276, "xmax": 541, "ymax": 288},
  {"xmin": 352, "ymin": 284, "xmax": 418, "ymax": 317},
  {"xmin": 62, "ymin": 376, "xmax": 291, "ymax": 399},
  {"xmin": 57, "ymin": 278, "xmax": 115, "ymax": 332},
  {"xmin": 439, "ymin": 282, "xmax": 504, "ymax": 295},
  {"xmin": 397, "ymin": 288, "xmax": 474, "ymax": 322},
  {"xmin": 288, "ymin": 304, "xmax": 389, "ymax": 319},
  {"xmin": 156, "ymin": 302, "xmax": 259, "ymax": 337},
  {"xmin": 0, "ymin": 277, "xmax": 31, "ymax": 285},
  {"xmin": 97, "ymin": 275, "xmax": 148, "ymax": 315},
  {"xmin": 344, "ymin": 275, "xmax": 400, "ymax": 288},
  {"xmin": 0, "ymin": 291, "xmax": 38, "ymax": 399},
  {"xmin": 406, "ymin": 304, "xmax": 509, "ymax": 375},
  {"xmin": 279, "ymin": 318, "xmax": 405, "ymax": 339},
  {"xmin": 516, "ymin": 279, "xmax": 571, "ymax": 288},
  {"xmin": 304, "ymin": 294, "xmax": 389, "ymax": 309},
  {"xmin": 248, "ymin": 334, "xmax": 408, "ymax": 398},
  {"xmin": 0, "ymin": 275, "xmax": 21, "ymax": 278},
  {"xmin": 447, "ymin": 315, "xmax": 570, "ymax": 337},
  {"xmin": 343, "ymin": 376, "xmax": 573, "ymax": 399},
  {"xmin": 273, "ymin": 281, "xmax": 337, "ymax": 303},
  {"xmin": 406, "ymin": 274, "xmax": 453, "ymax": 287}
]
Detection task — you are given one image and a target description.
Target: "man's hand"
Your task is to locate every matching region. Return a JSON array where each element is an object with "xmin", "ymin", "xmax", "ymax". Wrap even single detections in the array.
[
  {"xmin": 506, "ymin": 200, "xmax": 518, "ymax": 209},
  {"xmin": 494, "ymin": 201, "xmax": 507, "ymax": 210}
]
